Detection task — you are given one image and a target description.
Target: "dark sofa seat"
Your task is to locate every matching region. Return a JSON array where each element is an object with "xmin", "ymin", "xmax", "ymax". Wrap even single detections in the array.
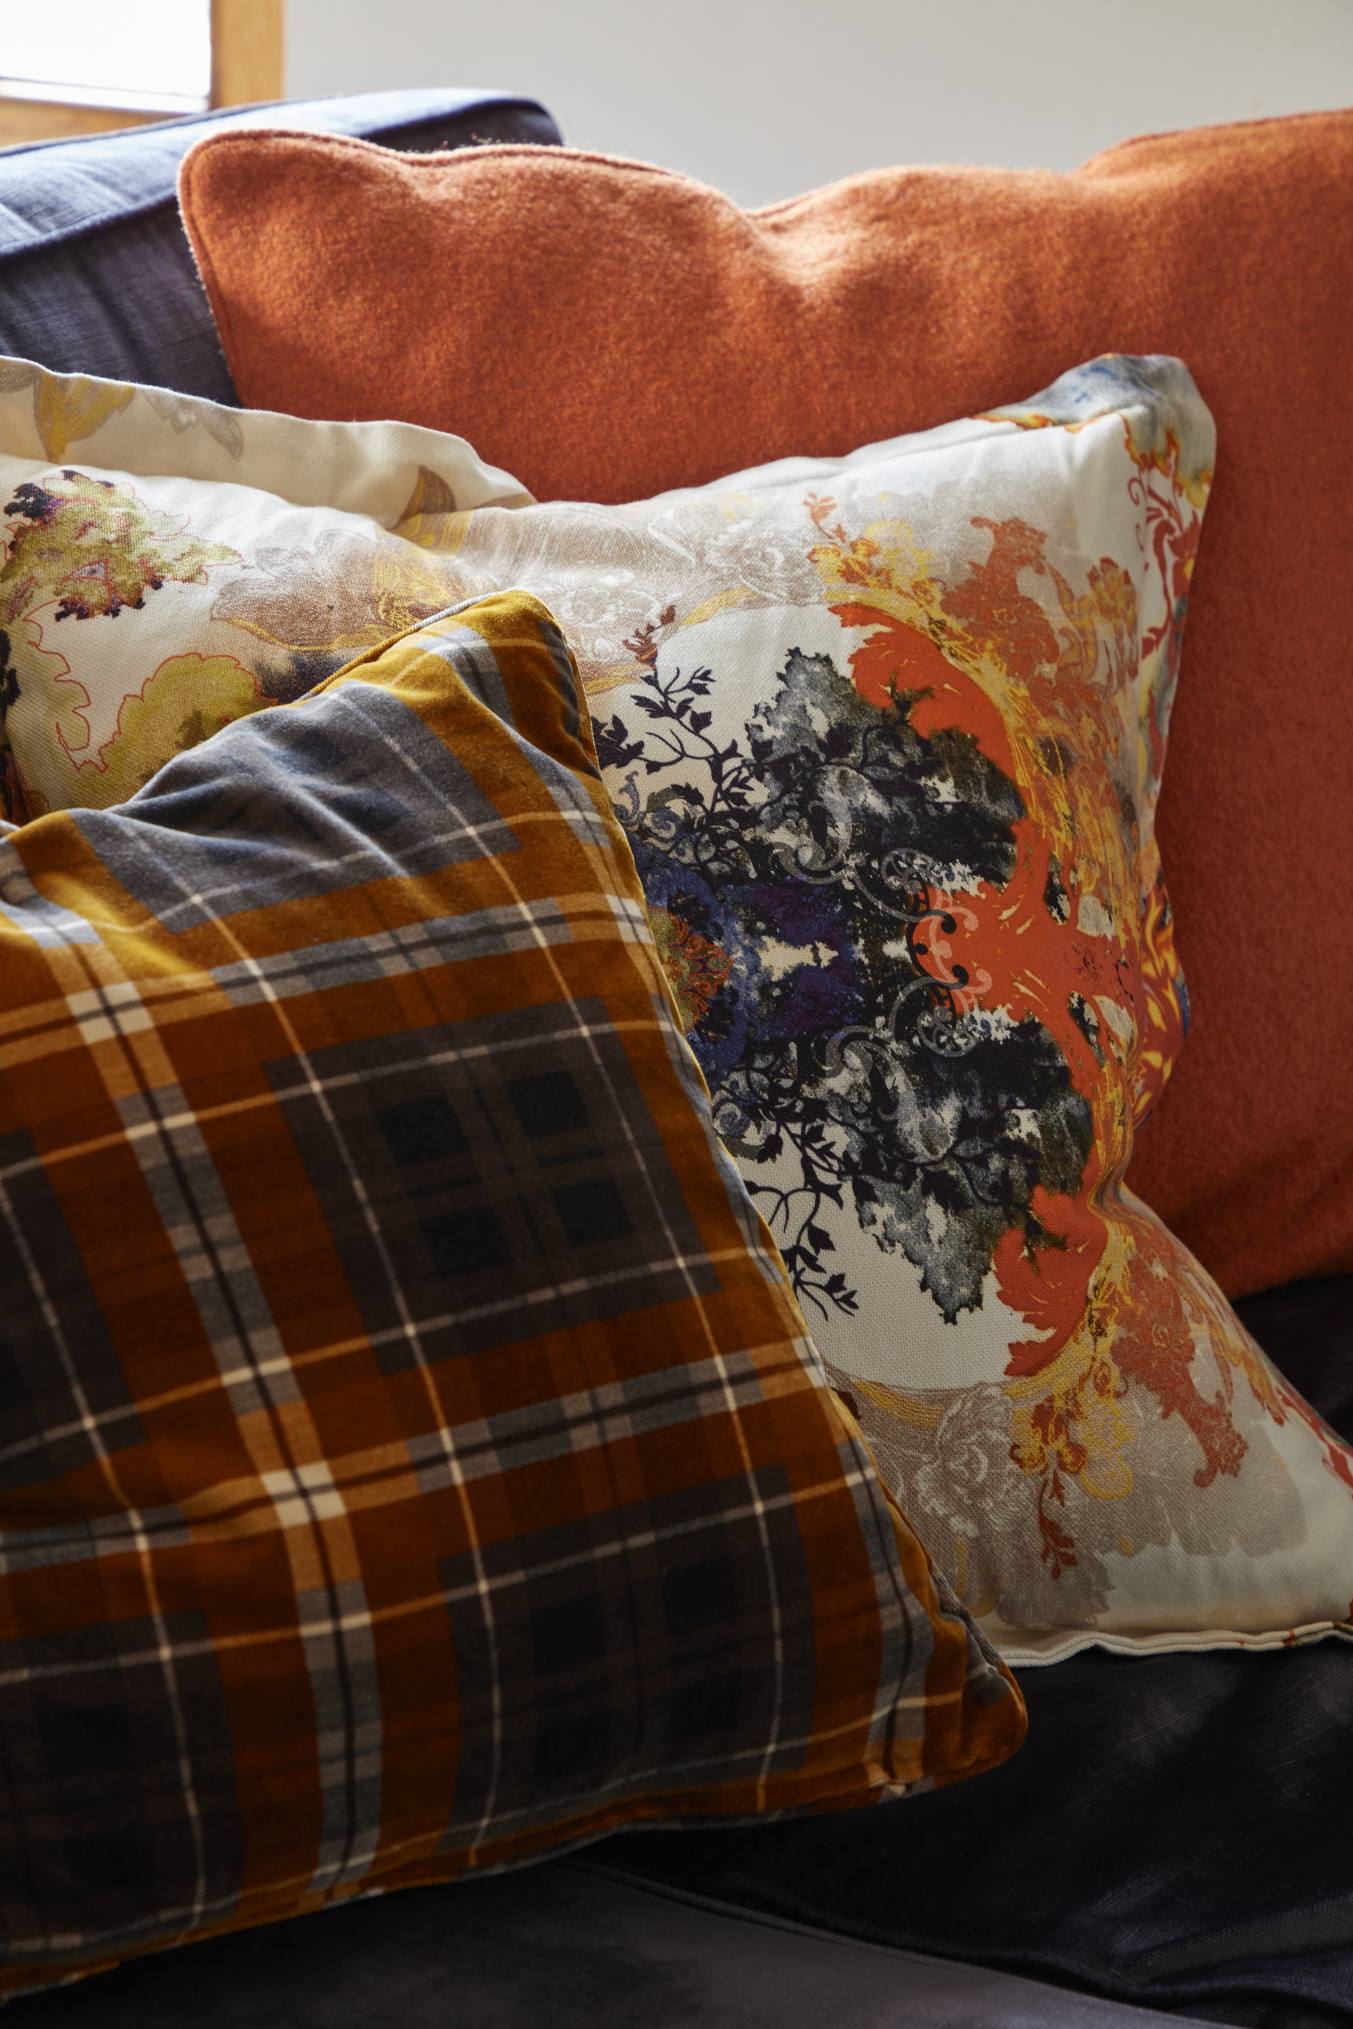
[{"xmin": 19, "ymin": 1858, "xmax": 1222, "ymax": 2029}]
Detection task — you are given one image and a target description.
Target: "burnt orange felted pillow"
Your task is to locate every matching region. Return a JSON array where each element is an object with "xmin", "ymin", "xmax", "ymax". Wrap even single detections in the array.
[{"xmin": 177, "ymin": 115, "xmax": 1353, "ymax": 1301}]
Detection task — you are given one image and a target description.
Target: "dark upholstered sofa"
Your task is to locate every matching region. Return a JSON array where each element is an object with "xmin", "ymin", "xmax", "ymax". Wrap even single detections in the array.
[{"xmin": 3, "ymin": 90, "xmax": 1350, "ymax": 2029}]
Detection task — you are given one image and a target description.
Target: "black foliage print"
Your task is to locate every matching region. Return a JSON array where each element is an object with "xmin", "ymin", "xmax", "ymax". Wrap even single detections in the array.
[
  {"xmin": 0, "ymin": 631, "xmax": 19, "ymax": 714},
  {"xmin": 600, "ymin": 646, "xmax": 1092, "ymax": 1322}
]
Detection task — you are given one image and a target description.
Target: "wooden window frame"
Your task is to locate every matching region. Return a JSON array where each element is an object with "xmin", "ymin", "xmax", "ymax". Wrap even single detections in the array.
[{"xmin": 0, "ymin": 0, "xmax": 283, "ymax": 148}]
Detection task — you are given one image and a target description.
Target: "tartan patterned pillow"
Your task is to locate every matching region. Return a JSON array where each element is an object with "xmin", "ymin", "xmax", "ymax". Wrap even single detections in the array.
[{"xmin": 0, "ymin": 589, "xmax": 1023, "ymax": 2000}]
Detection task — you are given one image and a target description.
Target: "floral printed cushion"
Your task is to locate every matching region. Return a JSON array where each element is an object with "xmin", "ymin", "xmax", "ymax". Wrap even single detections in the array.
[{"xmin": 2, "ymin": 354, "xmax": 1350, "ymax": 1660}]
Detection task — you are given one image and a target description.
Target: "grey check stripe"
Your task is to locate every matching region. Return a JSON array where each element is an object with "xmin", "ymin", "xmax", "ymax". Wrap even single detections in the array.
[
  {"xmin": 0, "ymin": 1698, "xmax": 930, "ymax": 1964},
  {"xmin": 840, "ymin": 1422, "xmax": 926, "ymax": 1755},
  {"xmin": 83, "ymin": 801, "xmax": 608, "ymax": 935},
  {"xmin": 472, "ymin": 822, "xmax": 796, "ymax": 1797},
  {"xmin": 210, "ymin": 900, "xmax": 589, "ymax": 1003},
  {"xmin": 652, "ymin": 994, "xmax": 788, "ymax": 1289},
  {"xmin": 0, "ymin": 1350, "xmax": 789, "ymax": 1569},
  {"xmin": 119, "ymin": 1078, "xmax": 294, "ymax": 1396},
  {"xmin": 501, "ymin": 716, "xmax": 614, "ymax": 832},
  {"xmin": 319, "ymin": 678, "xmax": 607, "ymax": 855},
  {"xmin": 110, "ymin": 855, "xmax": 400, "ymax": 1900},
  {"xmin": 435, "ymin": 792, "xmax": 789, "ymax": 1828},
  {"xmin": 301, "ymin": 1578, "xmax": 385, "ymax": 1893},
  {"xmin": 0, "ymin": 1467, "xmax": 878, "ymax": 1683},
  {"xmin": 226, "ymin": 912, "xmax": 549, "ymax": 999},
  {"xmin": 0, "ymin": 896, "xmax": 653, "ymax": 1068},
  {"xmin": 415, "ymin": 625, "xmax": 608, "ymax": 822},
  {"xmin": 0, "ymin": 1253, "xmax": 762, "ymax": 1481},
  {"xmin": 0, "ymin": 1163, "xmax": 212, "ymax": 1930}
]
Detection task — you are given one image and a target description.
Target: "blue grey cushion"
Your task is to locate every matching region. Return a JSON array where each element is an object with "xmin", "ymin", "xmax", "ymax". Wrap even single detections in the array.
[{"xmin": 0, "ymin": 91, "xmax": 560, "ymax": 400}]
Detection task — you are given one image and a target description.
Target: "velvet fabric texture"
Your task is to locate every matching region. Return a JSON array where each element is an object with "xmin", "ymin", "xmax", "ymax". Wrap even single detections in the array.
[
  {"xmin": 177, "ymin": 112, "xmax": 1353, "ymax": 1302},
  {"xmin": 5, "ymin": 354, "xmax": 1349, "ymax": 1660},
  {"xmin": 0, "ymin": 590, "xmax": 1022, "ymax": 2001}
]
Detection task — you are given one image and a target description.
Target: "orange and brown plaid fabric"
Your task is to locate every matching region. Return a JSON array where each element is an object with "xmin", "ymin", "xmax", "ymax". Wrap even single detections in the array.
[{"xmin": 0, "ymin": 590, "xmax": 1023, "ymax": 1998}]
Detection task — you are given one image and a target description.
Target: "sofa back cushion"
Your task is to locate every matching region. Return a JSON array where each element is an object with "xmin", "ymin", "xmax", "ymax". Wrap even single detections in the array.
[
  {"xmin": 176, "ymin": 113, "xmax": 1353, "ymax": 1301},
  {"xmin": 0, "ymin": 90, "xmax": 559, "ymax": 402}
]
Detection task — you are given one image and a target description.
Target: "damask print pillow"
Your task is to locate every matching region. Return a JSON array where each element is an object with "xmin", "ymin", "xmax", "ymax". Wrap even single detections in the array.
[
  {"xmin": 524, "ymin": 363, "xmax": 1353, "ymax": 1662},
  {"xmin": 1, "ymin": 354, "xmax": 1349, "ymax": 1660}
]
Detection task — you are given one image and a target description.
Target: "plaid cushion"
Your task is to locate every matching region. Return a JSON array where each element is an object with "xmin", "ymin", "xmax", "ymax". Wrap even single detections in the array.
[{"xmin": 0, "ymin": 590, "xmax": 1022, "ymax": 1998}]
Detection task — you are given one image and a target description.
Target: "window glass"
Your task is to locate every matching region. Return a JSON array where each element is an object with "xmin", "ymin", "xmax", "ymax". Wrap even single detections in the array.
[{"xmin": 1, "ymin": 2, "xmax": 211, "ymax": 104}]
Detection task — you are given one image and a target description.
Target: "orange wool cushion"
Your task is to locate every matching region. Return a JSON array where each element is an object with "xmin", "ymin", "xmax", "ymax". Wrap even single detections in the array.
[{"xmin": 178, "ymin": 115, "xmax": 1353, "ymax": 1300}]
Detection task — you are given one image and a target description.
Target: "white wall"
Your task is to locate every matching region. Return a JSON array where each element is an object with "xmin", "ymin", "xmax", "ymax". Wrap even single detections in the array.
[{"xmin": 286, "ymin": 0, "xmax": 1353, "ymax": 205}]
